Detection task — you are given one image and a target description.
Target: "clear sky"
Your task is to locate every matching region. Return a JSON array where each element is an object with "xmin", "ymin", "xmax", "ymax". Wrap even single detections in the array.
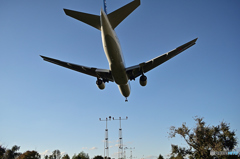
[{"xmin": 0, "ymin": 0, "xmax": 240, "ymax": 159}]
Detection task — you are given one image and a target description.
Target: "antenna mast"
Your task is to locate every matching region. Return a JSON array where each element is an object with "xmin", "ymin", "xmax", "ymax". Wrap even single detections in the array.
[
  {"xmin": 129, "ymin": 147, "xmax": 135, "ymax": 159},
  {"xmin": 124, "ymin": 147, "xmax": 128, "ymax": 159},
  {"xmin": 113, "ymin": 116, "xmax": 128, "ymax": 159},
  {"xmin": 99, "ymin": 116, "xmax": 112, "ymax": 158}
]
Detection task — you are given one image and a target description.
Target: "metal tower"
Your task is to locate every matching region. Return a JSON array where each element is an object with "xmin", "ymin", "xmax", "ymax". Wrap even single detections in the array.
[
  {"xmin": 100, "ymin": 116, "xmax": 112, "ymax": 158},
  {"xmin": 124, "ymin": 147, "xmax": 128, "ymax": 159},
  {"xmin": 113, "ymin": 116, "xmax": 128, "ymax": 159},
  {"xmin": 129, "ymin": 147, "xmax": 135, "ymax": 159}
]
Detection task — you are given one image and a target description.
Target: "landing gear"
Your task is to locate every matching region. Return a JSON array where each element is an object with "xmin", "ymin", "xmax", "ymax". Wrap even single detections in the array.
[{"xmin": 125, "ymin": 98, "xmax": 128, "ymax": 102}]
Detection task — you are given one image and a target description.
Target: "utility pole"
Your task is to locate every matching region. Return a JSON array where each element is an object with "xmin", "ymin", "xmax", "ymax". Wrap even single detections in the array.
[
  {"xmin": 113, "ymin": 116, "xmax": 128, "ymax": 159},
  {"xmin": 99, "ymin": 116, "xmax": 112, "ymax": 159}
]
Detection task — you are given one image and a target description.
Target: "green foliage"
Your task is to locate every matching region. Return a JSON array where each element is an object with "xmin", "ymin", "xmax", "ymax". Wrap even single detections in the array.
[
  {"xmin": 17, "ymin": 150, "xmax": 40, "ymax": 159},
  {"xmin": 168, "ymin": 117, "xmax": 238, "ymax": 159},
  {"xmin": 168, "ymin": 154, "xmax": 184, "ymax": 159},
  {"xmin": 44, "ymin": 155, "xmax": 49, "ymax": 159},
  {"xmin": 62, "ymin": 154, "xmax": 70, "ymax": 159},
  {"xmin": 175, "ymin": 154, "xmax": 184, "ymax": 159},
  {"xmin": 0, "ymin": 146, "xmax": 6, "ymax": 159},
  {"xmin": 49, "ymin": 150, "xmax": 61, "ymax": 159},
  {"xmin": 157, "ymin": 154, "xmax": 164, "ymax": 159},
  {"xmin": 72, "ymin": 151, "xmax": 89, "ymax": 159},
  {"xmin": 2, "ymin": 145, "xmax": 21, "ymax": 159},
  {"xmin": 93, "ymin": 155, "xmax": 104, "ymax": 159}
]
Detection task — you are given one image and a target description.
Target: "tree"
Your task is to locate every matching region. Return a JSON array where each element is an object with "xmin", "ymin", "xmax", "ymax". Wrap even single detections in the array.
[
  {"xmin": 49, "ymin": 150, "xmax": 61, "ymax": 159},
  {"xmin": 93, "ymin": 155, "xmax": 104, "ymax": 159},
  {"xmin": 44, "ymin": 155, "xmax": 49, "ymax": 159},
  {"xmin": 169, "ymin": 156, "xmax": 175, "ymax": 159},
  {"xmin": 3, "ymin": 145, "xmax": 21, "ymax": 159},
  {"xmin": 157, "ymin": 154, "xmax": 164, "ymax": 159},
  {"xmin": 17, "ymin": 151, "xmax": 40, "ymax": 159},
  {"xmin": 174, "ymin": 154, "xmax": 184, "ymax": 159},
  {"xmin": 62, "ymin": 154, "xmax": 70, "ymax": 159},
  {"xmin": 0, "ymin": 146, "xmax": 6, "ymax": 159},
  {"xmin": 72, "ymin": 151, "xmax": 89, "ymax": 159},
  {"xmin": 168, "ymin": 117, "xmax": 238, "ymax": 159},
  {"xmin": 168, "ymin": 154, "xmax": 184, "ymax": 159}
]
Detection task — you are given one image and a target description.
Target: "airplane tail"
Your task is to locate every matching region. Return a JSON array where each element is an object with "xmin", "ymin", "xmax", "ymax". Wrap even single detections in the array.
[
  {"xmin": 103, "ymin": 0, "xmax": 107, "ymax": 14},
  {"xmin": 63, "ymin": 0, "xmax": 140, "ymax": 30}
]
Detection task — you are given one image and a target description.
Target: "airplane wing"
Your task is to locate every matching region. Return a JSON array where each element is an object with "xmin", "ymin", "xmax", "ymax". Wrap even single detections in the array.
[
  {"xmin": 126, "ymin": 38, "xmax": 198, "ymax": 80},
  {"xmin": 40, "ymin": 55, "xmax": 114, "ymax": 82}
]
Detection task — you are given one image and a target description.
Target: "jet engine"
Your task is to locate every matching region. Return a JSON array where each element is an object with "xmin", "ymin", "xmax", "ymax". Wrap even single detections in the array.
[
  {"xmin": 96, "ymin": 79, "xmax": 105, "ymax": 90},
  {"xmin": 139, "ymin": 74, "xmax": 147, "ymax": 86}
]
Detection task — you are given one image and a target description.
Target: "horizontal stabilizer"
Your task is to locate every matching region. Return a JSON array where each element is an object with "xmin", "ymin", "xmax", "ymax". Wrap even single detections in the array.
[
  {"xmin": 108, "ymin": 0, "xmax": 141, "ymax": 29},
  {"xmin": 64, "ymin": 9, "xmax": 101, "ymax": 30}
]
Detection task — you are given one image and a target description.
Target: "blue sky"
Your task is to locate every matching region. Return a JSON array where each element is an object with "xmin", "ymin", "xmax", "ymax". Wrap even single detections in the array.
[{"xmin": 0, "ymin": 0, "xmax": 240, "ymax": 159}]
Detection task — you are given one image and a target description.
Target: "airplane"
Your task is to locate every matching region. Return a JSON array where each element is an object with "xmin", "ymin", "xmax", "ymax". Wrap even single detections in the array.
[{"xmin": 40, "ymin": 0, "xmax": 198, "ymax": 102}]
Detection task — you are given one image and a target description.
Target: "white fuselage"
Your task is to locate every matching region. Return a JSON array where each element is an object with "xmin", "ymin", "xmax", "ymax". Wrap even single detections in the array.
[{"xmin": 100, "ymin": 9, "xmax": 130, "ymax": 97}]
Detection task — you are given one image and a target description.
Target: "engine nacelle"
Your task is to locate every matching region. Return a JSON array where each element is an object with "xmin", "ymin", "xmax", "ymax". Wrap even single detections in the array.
[
  {"xmin": 139, "ymin": 75, "xmax": 147, "ymax": 86},
  {"xmin": 96, "ymin": 79, "xmax": 105, "ymax": 90}
]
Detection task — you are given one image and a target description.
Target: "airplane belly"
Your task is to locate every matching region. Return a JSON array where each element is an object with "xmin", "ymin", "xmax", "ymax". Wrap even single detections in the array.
[
  {"xmin": 100, "ymin": 10, "xmax": 129, "ymax": 88},
  {"xmin": 118, "ymin": 83, "xmax": 130, "ymax": 97},
  {"xmin": 105, "ymin": 35, "xmax": 128, "ymax": 85},
  {"xmin": 111, "ymin": 63, "xmax": 128, "ymax": 84},
  {"xmin": 104, "ymin": 35, "xmax": 122, "ymax": 62}
]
